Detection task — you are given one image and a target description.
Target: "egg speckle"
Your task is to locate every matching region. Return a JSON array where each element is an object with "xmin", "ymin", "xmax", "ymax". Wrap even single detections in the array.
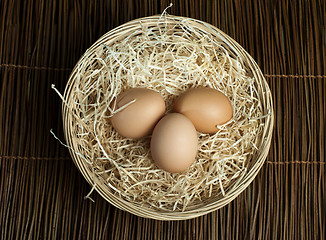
[
  {"xmin": 111, "ymin": 88, "xmax": 165, "ymax": 139},
  {"xmin": 173, "ymin": 88, "xmax": 233, "ymax": 133},
  {"xmin": 150, "ymin": 113, "xmax": 198, "ymax": 173}
]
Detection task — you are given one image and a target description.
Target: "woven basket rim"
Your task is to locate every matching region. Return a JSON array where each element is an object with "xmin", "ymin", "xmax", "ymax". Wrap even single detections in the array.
[{"xmin": 62, "ymin": 15, "xmax": 274, "ymax": 220}]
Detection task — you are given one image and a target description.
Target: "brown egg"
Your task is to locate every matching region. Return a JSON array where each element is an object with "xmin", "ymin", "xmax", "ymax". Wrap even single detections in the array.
[
  {"xmin": 173, "ymin": 88, "xmax": 233, "ymax": 133},
  {"xmin": 150, "ymin": 113, "xmax": 198, "ymax": 173},
  {"xmin": 110, "ymin": 88, "xmax": 165, "ymax": 139}
]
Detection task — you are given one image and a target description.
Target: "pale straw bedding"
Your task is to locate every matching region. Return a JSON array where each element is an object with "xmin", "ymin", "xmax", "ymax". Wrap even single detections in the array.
[{"xmin": 63, "ymin": 15, "xmax": 266, "ymax": 211}]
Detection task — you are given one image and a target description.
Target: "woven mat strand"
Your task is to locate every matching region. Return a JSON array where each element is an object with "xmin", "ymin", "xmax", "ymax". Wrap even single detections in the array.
[{"xmin": 0, "ymin": 0, "xmax": 325, "ymax": 239}]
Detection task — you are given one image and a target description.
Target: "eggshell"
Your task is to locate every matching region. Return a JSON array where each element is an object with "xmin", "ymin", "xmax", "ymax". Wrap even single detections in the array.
[
  {"xmin": 150, "ymin": 113, "xmax": 198, "ymax": 173},
  {"xmin": 111, "ymin": 88, "xmax": 165, "ymax": 139},
  {"xmin": 173, "ymin": 88, "xmax": 233, "ymax": 133}
]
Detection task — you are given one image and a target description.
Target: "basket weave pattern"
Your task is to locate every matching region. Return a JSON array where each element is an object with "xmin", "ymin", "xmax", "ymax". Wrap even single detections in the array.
[{"xmin": 63, "ymin": 15, "xmax": 274, "ymax": 220}]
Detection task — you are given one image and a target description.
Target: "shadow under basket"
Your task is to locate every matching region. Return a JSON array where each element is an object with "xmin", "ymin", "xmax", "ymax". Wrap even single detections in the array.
[{"xmin": 62, "ymin": 15, "xmax": 274, "ymax": 220}]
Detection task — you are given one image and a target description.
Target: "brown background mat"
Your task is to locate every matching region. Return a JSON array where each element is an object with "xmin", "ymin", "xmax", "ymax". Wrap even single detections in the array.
[{"xmin": 0, "ymin": 0, "xmax": 325, "ymax": 239}]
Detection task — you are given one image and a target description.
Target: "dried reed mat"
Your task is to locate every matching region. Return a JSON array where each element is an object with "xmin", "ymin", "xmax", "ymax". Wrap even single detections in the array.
[
  {"xmin": 61, "ymin": 14, "xmax": 273, "ymax": 219},
  {"xmin": 1, "ymin": 0, "xmax": 325, "ymax": 237}
]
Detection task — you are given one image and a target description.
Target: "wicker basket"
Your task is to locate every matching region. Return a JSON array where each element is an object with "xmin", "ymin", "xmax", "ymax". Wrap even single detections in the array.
[{"xmin": 62, "ymin": 15, "xmax": 274, "ymax": 220}]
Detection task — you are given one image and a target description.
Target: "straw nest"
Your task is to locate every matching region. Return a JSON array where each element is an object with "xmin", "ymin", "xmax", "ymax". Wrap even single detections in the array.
[{"xmin": 61, "ymin": 14, "xmax": 273, "ymax": 220}]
